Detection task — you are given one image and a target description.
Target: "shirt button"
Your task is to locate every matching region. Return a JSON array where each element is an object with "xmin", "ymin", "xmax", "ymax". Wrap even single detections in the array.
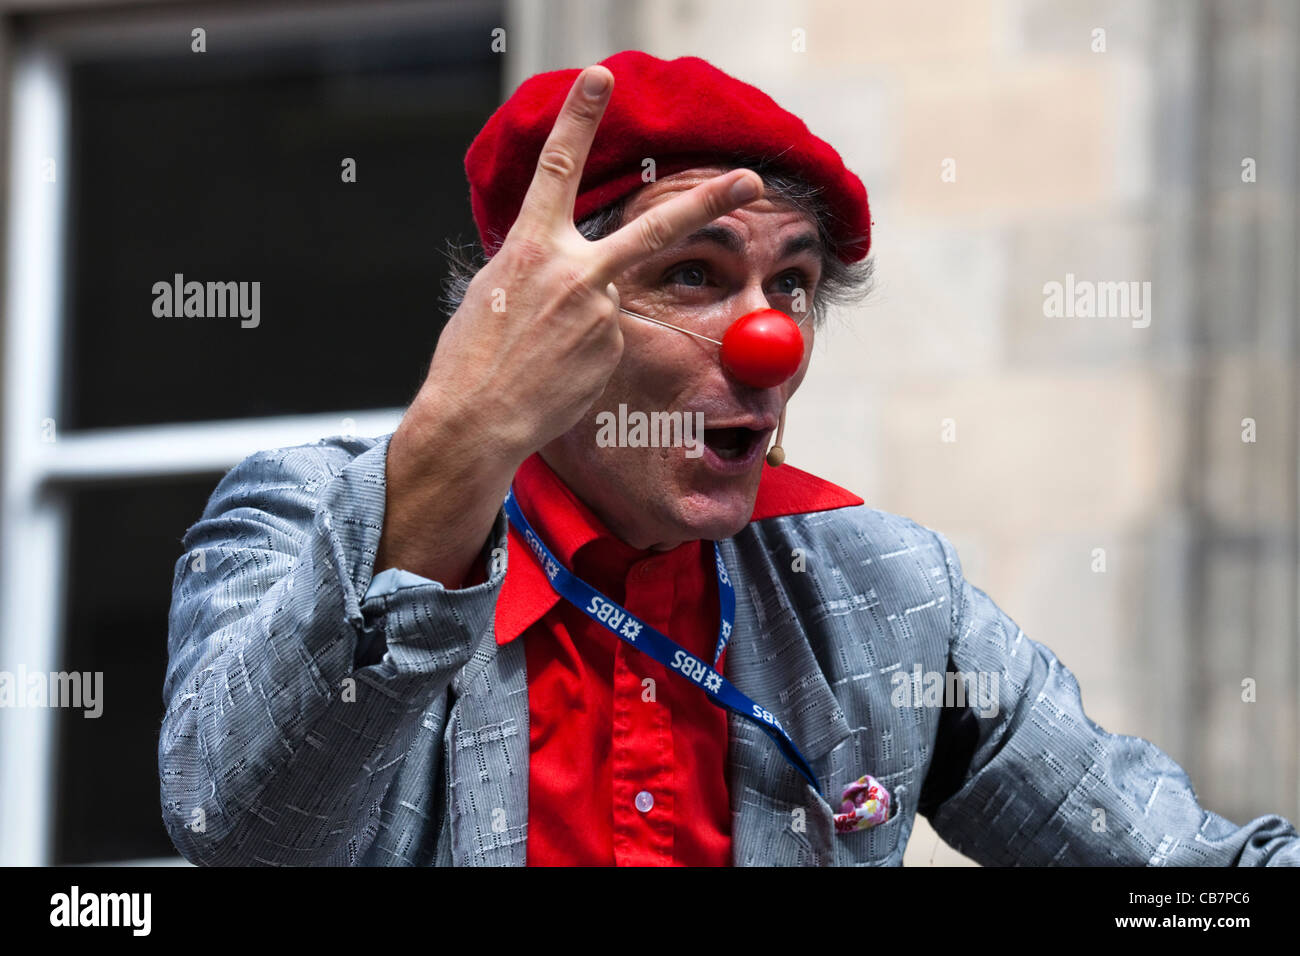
[{"xmin": 635, "ymin": 790, "xmax": 654, "ymax": 813}]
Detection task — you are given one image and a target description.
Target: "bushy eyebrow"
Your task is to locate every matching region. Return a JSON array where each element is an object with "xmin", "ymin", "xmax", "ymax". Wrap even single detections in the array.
[{"xmin": 674, "ymin": 224, "xmax": 824, "ymax": 263}]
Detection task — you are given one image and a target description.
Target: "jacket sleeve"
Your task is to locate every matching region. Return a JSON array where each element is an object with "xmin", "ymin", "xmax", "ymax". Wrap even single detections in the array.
[
  {"xmin": 917, "ymin": 529, "xmax": 1300, "ymax": 866},
  {"xmin": 158, "ymin": 434, "xmax": 507, "ymax": 866}
]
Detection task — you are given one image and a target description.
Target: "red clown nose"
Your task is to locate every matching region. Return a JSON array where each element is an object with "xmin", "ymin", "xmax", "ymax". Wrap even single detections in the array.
[{"xmin": 719, "ymin": 308, "xmax": 805, "ymax": 389}]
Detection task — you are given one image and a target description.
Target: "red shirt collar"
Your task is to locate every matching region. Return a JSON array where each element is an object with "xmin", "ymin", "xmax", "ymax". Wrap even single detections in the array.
[{"xmin": 494, "ymin": 454, "xmax": 864, "ymax": 645}]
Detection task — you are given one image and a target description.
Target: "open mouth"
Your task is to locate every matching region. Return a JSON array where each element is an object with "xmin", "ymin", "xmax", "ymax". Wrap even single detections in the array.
[{"xmin": 703, "ymin": 426, "xmax": 765, "ymax": 461}]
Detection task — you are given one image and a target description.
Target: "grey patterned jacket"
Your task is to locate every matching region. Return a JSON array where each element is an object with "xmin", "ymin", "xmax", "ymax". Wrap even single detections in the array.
[{"xmin": 158, "ymin": 433, "xmax": 1300, "ymax": 866}]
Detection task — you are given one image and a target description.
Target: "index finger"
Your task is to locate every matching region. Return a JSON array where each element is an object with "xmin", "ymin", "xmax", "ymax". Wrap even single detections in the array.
[
  {"xmin": 513, "ymin": 65, "xmax": 613, "ymax": 233},
  {"xmin": 589, "ymin": 169, "xmax": 763, "ymax": 282}
]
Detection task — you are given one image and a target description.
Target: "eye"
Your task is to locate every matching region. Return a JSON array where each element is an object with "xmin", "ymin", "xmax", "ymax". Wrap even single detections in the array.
[
  {"xmin": 772, "ymin": 270, "xmax": 810, "ymax": 297},
  {"xmin": 665, "ymin": 263, "xmax": 709, "ymax": 288}
]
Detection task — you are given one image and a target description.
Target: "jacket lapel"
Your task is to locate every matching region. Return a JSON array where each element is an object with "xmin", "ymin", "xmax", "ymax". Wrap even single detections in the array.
[{"xmin": 722, "ymin": 536, "xmax": 851, "ymax": 865}]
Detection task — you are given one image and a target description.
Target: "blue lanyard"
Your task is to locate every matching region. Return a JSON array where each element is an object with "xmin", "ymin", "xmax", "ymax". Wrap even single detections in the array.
[{"xmin": 503, "ymin": 487, "xmax": 821, "ymax": 795}]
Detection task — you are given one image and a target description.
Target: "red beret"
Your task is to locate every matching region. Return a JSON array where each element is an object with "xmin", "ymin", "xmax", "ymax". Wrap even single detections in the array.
[{"xmin": 464, "ymin": 50, "xmax": 872, "ymax": 263}]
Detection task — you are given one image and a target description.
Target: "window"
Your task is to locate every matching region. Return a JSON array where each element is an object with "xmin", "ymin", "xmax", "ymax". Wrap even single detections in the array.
[{"xmin": 0, "ymin": 0, "xmax": 506, "ymax": 864}]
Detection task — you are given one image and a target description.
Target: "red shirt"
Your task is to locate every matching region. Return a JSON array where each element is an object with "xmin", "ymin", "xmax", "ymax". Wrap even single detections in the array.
[{"xmin": 498, "ymin": 454, "xmax": 861, "ymax": 866}]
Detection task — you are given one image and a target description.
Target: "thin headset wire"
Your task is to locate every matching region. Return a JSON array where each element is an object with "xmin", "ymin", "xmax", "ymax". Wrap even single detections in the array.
[
  {"xmin": 617, "ymin": 307, "xmax": 722, "ymax": 345},
  {"xmin": 617, "ymin": 301, "xmax": 811, "ymax": 346}
]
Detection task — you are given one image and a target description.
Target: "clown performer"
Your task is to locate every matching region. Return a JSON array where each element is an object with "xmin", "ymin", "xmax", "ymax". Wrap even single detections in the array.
[{"xmin": 160, "ymin": 51, "xmax": 1300, "ymax": 867}]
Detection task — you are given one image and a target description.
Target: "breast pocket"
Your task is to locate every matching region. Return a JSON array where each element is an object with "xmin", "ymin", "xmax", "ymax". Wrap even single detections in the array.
[{"xmin": 831, "ymin": 788, "xmax": 909, "ymax": 866}]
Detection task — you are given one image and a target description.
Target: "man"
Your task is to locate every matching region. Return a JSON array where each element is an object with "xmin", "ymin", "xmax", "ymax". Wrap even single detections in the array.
[{"xmin": 159, "ymin": 50, "xmax": 1300, "ymax": 866}]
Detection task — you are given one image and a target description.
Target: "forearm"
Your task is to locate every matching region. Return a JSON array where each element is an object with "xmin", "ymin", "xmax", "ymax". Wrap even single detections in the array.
[
  {"xmin": 375, "ymin": 383, "xmax": 525, "ymax": 589},
  {"xmin": 923, "ymin": 529, "xmax": 1300, "ymax": 866}
]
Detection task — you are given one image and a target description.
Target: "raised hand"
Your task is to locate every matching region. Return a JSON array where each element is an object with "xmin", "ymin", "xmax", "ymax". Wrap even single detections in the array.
[
  {"xmin": 377, "ymin": 64, "xmax": 762, "ymax": 587},
  {"xmin": 426, "ymin": 64, "xmax": 762, "ymax": 454}
]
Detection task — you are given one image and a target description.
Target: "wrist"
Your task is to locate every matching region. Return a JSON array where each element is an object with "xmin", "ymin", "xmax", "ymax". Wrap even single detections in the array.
[
  {"xmin": 375, "ymin": 385, "xmax": 522, "ymax": 586},
  {"xmin": 399, "ymin": 381, "xmax": 529, "ymax": 489}
]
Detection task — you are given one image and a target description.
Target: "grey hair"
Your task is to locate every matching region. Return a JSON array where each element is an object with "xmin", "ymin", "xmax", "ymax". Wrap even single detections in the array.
[{"xmin": 439, "ymin": 158, "xmax": 875, "ymax": 328}]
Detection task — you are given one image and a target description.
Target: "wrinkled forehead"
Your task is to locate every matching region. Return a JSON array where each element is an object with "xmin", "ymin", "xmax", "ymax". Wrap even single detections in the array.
[{"xmin": 620, "ymin": 165, "xmax": 820, "ymax": 241}]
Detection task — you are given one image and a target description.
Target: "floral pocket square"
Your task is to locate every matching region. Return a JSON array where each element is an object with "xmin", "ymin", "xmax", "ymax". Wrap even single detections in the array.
[{"xmin": 833, "ymin": 774, "xmax": 891, "ymax": 833}]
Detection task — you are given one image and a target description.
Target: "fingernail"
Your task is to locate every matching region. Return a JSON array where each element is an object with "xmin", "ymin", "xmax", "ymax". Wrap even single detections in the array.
[
  {"xmin": 583, "ymin": 68, "xmax": 609, "ymax": 98},
  {"xmin": 730, "ymin": 174, "xmax": 760, "ymax": 203}
]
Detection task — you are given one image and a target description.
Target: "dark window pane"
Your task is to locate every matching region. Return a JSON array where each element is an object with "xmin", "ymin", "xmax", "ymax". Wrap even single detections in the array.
[
  {"xmin": 54, "ymin": 475, "xmax": 224, "ymax": 864},
  {"xmin": 62, "ymin": 15, "xmax": 502, "ymax": 429}
]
